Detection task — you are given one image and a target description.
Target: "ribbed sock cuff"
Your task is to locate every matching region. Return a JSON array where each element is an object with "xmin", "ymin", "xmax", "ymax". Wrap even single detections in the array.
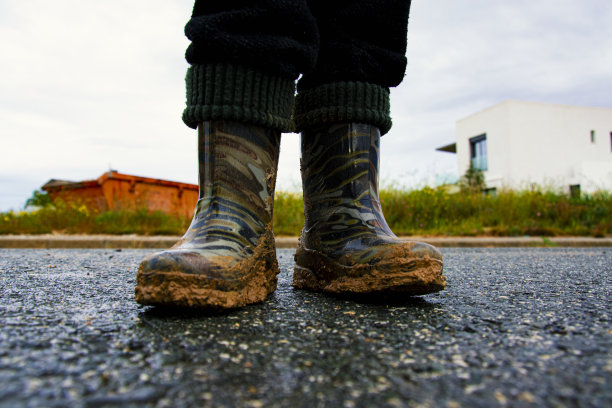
[
  {"xmin": 294, "ymin": 82, "xmax": 392, "ymax": 135},
  {"xmin": 182, "ymin": 64, "xmax": 296, "ymax": 132}
]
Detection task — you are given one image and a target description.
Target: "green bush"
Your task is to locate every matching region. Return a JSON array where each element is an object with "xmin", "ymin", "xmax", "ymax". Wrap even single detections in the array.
[
  {"xmin": 0, "ymin": 200, "xmax": 189, "ymax": 235},
  {"xmin": 378, "ymin": 186, "xmax": 611, "ymax": 237},
  {"xmin": 25, "ymin": 190, "xmax": 52, "ymax": 208},
  {"xmin": 273, "ymin": 191, "xmax": 305, "ymax": 236}
]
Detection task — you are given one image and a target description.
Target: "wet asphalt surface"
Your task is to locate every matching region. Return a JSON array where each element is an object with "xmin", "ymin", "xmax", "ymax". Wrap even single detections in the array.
[{"xmin": 0, "ymin": 248, "xmax": 610, "ymax": 408}]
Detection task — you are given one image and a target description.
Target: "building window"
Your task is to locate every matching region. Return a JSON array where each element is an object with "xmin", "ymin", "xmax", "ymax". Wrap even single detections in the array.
[
  {"xmin": 469, "ymin": 134, "xmax": 488, "ymax": 171},
  {"xmin": 590, "ymin": 130, "xmax": 596, "ymax": 143}
]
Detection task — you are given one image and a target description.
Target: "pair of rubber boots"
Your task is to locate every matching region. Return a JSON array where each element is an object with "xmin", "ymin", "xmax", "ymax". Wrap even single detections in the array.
[{"xmin": 135, "ymin": 121, "xmax": 446, "ymax": 309}]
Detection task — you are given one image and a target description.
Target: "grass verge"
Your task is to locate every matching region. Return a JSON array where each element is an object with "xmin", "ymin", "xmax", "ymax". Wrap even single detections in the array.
[{"xmin": 1, "ymin": 187, "xmax": 610, "ymax": 237}]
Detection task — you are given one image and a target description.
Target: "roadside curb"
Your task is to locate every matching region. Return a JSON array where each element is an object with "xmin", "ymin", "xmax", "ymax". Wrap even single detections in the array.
[{"xmin": 1, "ymin": 235, "xmax": 611, "ymax": 249}]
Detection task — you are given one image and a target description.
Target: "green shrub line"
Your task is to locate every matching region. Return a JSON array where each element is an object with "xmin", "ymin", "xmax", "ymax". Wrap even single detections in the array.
[
  {"xmin": 0, "ymin": 201, "xmax": 189, "ymax": 236},
  {"xmin": 1, "ymin": 187, "xmax": 611, "ymax": 237},
  {"xmin": 377, "ymin": 187, "xmax": 611, "ymax": 237}
]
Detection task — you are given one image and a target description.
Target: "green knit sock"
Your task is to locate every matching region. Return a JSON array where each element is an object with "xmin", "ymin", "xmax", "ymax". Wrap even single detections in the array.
[
  {"xmin": 182, "ymin": 64, "xmax": 296, "ymax": 132},
  {"xmin": 294, "ymin": 82, "xmax": 392, "ymax": 135}
]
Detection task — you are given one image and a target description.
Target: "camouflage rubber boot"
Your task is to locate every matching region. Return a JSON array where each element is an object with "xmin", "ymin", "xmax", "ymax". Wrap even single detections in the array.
[
  {"xmin": 135, "ymin": 121, "xmax": 280, "ymax": 309},
  {"xmin": 293, "ymin": 123, "xmax": 446, "ymax": 296}
]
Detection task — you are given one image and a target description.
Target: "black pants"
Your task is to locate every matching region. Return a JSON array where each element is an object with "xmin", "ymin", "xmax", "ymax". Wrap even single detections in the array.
[{"xmin": 183, "ymin": 0, "xmax": 412, "ymax": 134}]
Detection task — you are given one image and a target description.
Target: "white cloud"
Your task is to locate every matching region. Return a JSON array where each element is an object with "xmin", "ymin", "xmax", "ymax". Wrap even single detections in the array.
[
  {"xmin": 0, "ymin": 0, "xmax": 196, "ymax": 210},
  {"xmin": 1, "ymin": 0, "xmax": 611, "ymax": 210}
]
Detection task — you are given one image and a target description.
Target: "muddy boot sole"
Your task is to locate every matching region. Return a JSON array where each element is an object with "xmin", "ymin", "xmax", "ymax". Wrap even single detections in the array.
[
  {"xmin": 135, "ymin": 258, "xmax": 279, "ymax": 309},
  {"xmin": 293, "ymin": 246, "xmax": 446, "ymax": 296}
]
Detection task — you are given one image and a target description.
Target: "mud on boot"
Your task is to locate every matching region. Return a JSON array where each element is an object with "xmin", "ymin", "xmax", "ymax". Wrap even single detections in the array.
[
  {"xmin": 135, "ymin": 121, "xmax": 281, "ymax": 309},
  {"xmin": 293, "ymin": 123, "xmax": 446, "ymax": 296}
]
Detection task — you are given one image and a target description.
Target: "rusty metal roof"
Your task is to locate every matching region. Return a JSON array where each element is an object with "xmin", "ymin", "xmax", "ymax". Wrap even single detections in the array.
[{"xmin": 42, "ymin": 171, "xmax": 197, "ymax": 192}]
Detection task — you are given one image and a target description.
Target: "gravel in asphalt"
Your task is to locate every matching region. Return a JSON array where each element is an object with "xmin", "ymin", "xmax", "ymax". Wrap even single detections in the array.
[{"xmin": 0, "ymin": 248, "xmax": 610, "ymax": 407}]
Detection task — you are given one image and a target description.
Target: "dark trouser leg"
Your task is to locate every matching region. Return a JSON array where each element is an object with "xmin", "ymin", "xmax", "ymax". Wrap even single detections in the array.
[
  {"xmin": 183, "ymin": 0, "xmax": 320, "ymax": 132},
  {"xmin": 295, "ymin": 0, "xmax": 412, "ymax": 134}
]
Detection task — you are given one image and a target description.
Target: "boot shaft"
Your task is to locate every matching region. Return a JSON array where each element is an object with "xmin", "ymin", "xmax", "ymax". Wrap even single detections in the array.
[
  {"xmin": 301, "ymin": 123, "xmax": 380, "ymax": 204},
  {"xmin": 182, "ymin": 121, "xmax": 280, "ymax": 248},
  {"xmin": 197, "ymin": 121, "xmax": 280, "ymax": 219},
  {"xmin": 300, "ymin": 123, "xmax": 394, "ymax": 244}
]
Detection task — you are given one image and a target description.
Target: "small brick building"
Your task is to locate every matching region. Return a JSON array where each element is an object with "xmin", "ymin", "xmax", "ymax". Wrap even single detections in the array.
[{"xmin": 41, "ymin": 171, "xmax": 198, "ymax": 218}]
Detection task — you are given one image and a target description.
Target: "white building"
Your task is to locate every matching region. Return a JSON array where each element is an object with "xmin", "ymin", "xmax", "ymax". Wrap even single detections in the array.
[{"xmin": 437, "ymin": 101, "xmax": 612, "ymax": 194}]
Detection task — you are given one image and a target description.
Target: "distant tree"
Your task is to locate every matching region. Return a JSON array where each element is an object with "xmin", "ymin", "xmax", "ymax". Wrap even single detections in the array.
[
  {"xmin": 459, "ymin": 166, "xmax": 486, "ymax": 194},
  {"xmin": 25, "ymin": 190, "xmax": 52, "ymax": 208}
]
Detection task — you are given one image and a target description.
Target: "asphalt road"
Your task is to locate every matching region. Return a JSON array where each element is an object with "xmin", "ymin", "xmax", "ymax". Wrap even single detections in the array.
[{"xmin": 1, "ymin": 248, "xmax": 610, "ymax": 407}]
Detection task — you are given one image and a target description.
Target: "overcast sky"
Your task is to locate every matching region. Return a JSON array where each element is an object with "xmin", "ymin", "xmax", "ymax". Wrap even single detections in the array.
[{"xmin": 1, "ymin": 0, "xmax": 611, "ymax": 211}]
